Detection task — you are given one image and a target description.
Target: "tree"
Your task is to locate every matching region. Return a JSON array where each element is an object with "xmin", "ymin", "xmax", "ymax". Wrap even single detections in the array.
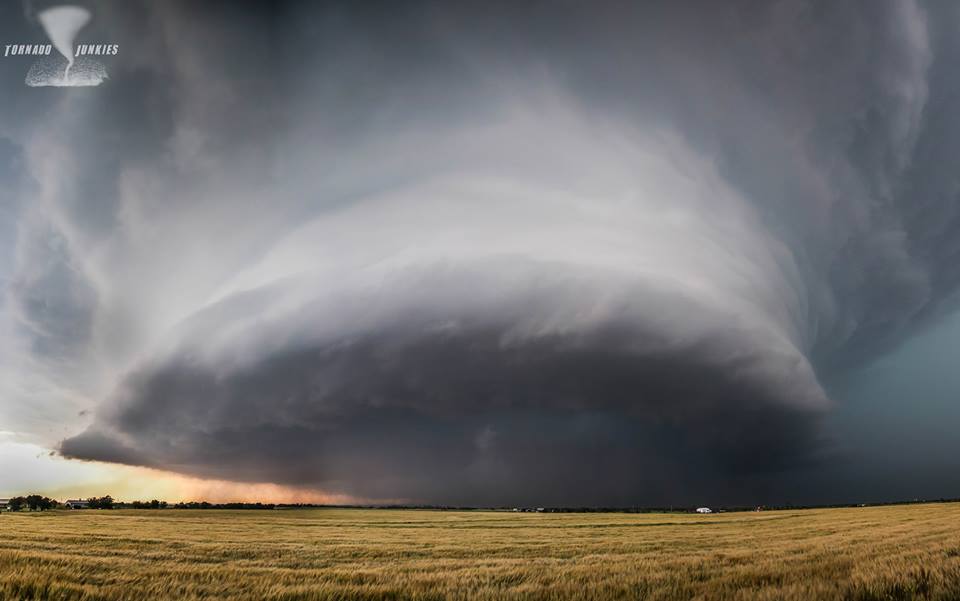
[
  {"xmin": 9, "ymin": 495, "xmax": 55, "ymax": 511},
  {"xmin": 24, "ymin": 495, "xmax": 56, "ymax": 511},
  {"xmin": 87, "ymin": 495, "xmax": 114, "ymax": 510}
]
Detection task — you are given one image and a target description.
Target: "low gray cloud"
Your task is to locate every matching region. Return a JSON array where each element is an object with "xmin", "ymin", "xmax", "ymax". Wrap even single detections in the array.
[{"xmin": 0, "ymin": 0, "xmax": 956, "ymax": 504}]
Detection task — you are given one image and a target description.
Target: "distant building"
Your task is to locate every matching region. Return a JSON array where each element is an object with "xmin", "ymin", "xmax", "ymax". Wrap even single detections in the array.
[
  {"xmin": 696, "ymin": 507, "xmax": 712, "ymax": 514},
  {"xmin": 0, "ymin": 499, "xmax": 8, "ymax": 511},
  {"xmin": 64, "ymin": 499, "xmax": 89, "ymax": 509}
]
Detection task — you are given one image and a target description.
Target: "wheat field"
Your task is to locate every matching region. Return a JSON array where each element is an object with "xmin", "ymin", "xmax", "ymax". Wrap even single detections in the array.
[{"xmin": 1, "ymin": 503, "xmax": 959, "ymax": 600}]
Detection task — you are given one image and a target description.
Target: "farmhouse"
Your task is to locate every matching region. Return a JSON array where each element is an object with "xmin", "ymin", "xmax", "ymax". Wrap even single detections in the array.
[
  {"xmin": 0, "ymin": 499, "xmax": 8, "ymax": 511},
  {"xmin": 64, "ymin": 499, "xmax": 89, "ymax": 509},
  {"xmin": 696, "ymin": 507, "xmax": 712, "ymax": 514}
]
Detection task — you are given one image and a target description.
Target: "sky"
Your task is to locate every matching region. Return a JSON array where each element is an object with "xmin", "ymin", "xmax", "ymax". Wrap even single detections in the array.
[{"xmin": 1, "ymin": 0, "xmax": 959, "ymax": 506}]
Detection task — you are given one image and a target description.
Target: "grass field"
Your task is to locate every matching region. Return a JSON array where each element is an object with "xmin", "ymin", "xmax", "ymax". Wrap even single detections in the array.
[{"xmin": 2, "ymin": 503, "xmax": 960, "ymax": 600}]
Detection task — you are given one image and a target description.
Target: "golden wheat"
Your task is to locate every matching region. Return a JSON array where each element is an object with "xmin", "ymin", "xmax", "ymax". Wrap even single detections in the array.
[{"xmin": 1, "ymin": 503, "xmax": 959, "ymax": 600}]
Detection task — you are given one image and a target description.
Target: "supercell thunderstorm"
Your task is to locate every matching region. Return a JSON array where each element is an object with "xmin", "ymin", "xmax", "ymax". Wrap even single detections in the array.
[{"xmin": 2, "ymin": 0, "xmax": 960, "ymax": 504}]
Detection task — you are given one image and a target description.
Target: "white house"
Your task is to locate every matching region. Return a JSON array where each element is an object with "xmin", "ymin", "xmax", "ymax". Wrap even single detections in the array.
[
  {"xmin": 696, "ymin": 507, "xmax": 712, "ymax": 514},
  {"xmin": 64, "ymin": 499, "xmax": 89, "ymax": 509}
]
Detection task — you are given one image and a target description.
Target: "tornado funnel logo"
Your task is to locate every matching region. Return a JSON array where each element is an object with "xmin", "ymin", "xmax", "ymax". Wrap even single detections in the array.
[
  {"xmin": 38, "ymin": 5, "xmax": 90, "ymax": 83},
  {"xmin": 26, "ymin": 4, "xmax": 108, "ymax": 87}
]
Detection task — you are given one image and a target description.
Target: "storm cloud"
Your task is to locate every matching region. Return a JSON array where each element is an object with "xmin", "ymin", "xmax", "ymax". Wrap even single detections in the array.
[{"xmin": 2, "ymin": 0, "xmax": 959, "ymax": 504}]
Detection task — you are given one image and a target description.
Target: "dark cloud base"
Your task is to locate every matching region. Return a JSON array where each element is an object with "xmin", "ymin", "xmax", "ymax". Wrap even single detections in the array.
[{"xmin": 62, "ymin": 318, "xmax": 827, "ymax": 505}]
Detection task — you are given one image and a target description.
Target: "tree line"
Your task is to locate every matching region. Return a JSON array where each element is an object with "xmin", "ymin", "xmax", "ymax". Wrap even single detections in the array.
[
  {"xmin": 2, "ymin": 495, "xmax": 280, "ymax": 510},
  {"xmin": 3, "ymin": 495, "xmax": 117, "ymax": 511},
  {"xmin": 5, "ymin": 495, "xmax": 58, "ymax": 511}
]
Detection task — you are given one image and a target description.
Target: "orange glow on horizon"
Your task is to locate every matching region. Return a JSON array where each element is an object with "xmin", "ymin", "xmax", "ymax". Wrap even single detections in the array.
[
  {"xmin": 0, "ymin": 438, "xmax": 370, "ymax": 504},
  {"xmin": 49, "ymin": 462, "xmax": 371, "ymax": 504}
]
